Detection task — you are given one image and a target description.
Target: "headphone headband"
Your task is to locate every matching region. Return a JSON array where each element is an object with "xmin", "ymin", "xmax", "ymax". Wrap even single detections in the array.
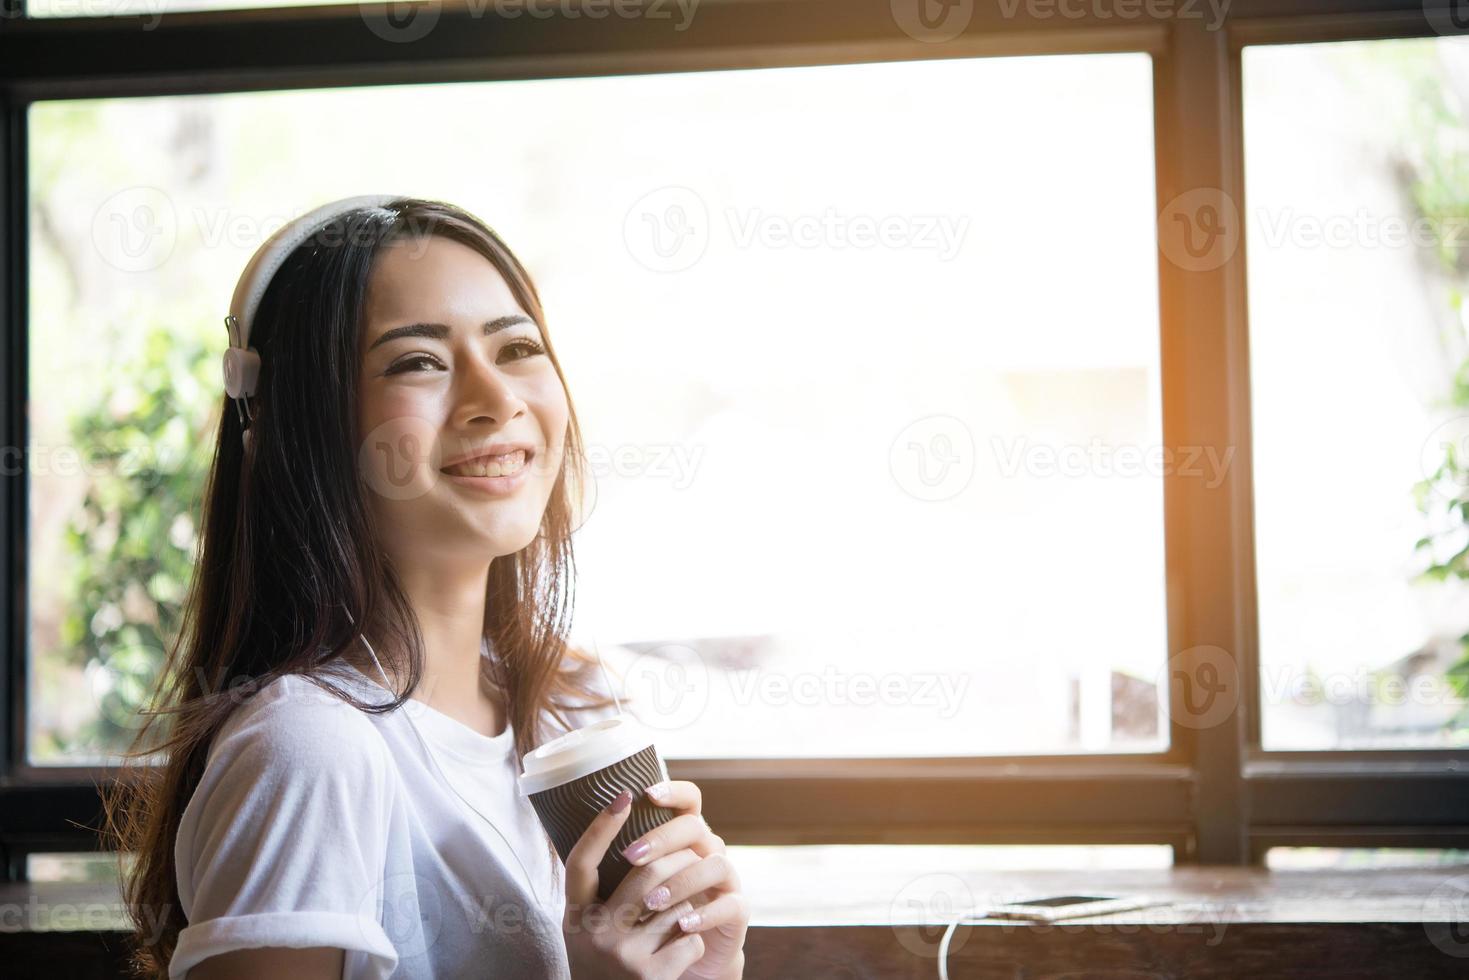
[{"xmin": 222, "ymin": 194, "xmax": 404, "ymax": 444}]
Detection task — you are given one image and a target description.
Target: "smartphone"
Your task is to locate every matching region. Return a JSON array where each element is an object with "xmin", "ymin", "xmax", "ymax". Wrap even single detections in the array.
[{"xmin": 985, "ymin": 894, "xmax": 1167, "ymax": 922}]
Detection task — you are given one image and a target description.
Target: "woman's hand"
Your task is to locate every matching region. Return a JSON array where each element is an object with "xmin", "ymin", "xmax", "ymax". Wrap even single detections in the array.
[
  {"xmin": 561, "ymin": 782, "xmax": 749, "ymax": 980},
  {"xmin": 629, "ymin": 780, "xmax": 748, "ymax": 980},
  {"xmin": 562, "ymin": 789, "xmax": 708, "ymax": 980}
]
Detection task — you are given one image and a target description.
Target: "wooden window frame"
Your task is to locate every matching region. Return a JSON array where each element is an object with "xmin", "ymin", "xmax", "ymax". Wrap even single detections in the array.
[{"xmin": 2, "ymin": 0, "xmax": 1466, "ymax": 883}]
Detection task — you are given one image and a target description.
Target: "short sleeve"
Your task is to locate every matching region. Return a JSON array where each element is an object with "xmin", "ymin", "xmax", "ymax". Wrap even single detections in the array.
[{"xmin": 170, "ymin": 676, "xmax": 399, "ymax": 980}]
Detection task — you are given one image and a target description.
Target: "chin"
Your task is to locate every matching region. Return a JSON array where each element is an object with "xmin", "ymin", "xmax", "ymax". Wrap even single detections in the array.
[
  {"xmin": 424, "ymin": 528, "xmax": 539, "ymax": 568},
  {"xmin": 468, "ymin": 518, "xmax": 543, "ymax": 558}
]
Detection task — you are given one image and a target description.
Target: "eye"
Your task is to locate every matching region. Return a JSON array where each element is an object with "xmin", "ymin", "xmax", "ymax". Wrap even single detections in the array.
[
  {"xmin": 385, "ymin": 354, "xmax": 445, "ymax": 375},
  {"xmin": 500, "ymin": 337, "xmax": 547, "ymax": 362}
]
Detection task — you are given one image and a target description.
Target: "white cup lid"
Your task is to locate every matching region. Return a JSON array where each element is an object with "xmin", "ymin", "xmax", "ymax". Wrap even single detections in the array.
[{"xmin": 518, "ymin": 714, "xmax": 655, "ymax": 796}]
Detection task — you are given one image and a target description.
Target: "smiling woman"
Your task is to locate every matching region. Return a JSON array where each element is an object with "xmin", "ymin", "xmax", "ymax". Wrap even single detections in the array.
[
  {"xmin": 100, "ymin": 196, "xmax": 748, "ymax": 980},
  {"xmin": 356, "ymin": 234, "xmax": 568, "ymax": 577}
]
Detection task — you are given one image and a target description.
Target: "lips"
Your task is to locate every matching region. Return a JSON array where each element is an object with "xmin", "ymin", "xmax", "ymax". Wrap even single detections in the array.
[{"xmin": 440, "ymin": 447, "xmax": 530, "ymax": 478}]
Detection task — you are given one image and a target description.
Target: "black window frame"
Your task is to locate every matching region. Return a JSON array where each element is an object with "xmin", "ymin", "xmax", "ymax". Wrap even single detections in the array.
[{"xmin": 2, "ymin": 0, "xmax": 1467, "ymax": 884}]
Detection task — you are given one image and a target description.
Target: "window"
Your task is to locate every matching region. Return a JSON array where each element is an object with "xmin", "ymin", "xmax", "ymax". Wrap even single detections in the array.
[
  {"xmin": 28, "ymin": 54, "xmax": 1164, "ymax": 765},
  {"xmin": 1243, "ymin": 37, "xmax": 1469, "ymax": 751},
  {"xmin": 3, "ymin": 0, "xmax": 1467, "ymax": 881}
]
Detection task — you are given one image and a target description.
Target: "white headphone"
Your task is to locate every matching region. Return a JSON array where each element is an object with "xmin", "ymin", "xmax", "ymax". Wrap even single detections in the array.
[{"xmin": 223, "ymin": 194, "xmax": 404, "ymax": 450}]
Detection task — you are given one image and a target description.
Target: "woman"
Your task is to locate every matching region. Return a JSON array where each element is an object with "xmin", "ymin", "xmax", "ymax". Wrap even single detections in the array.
[{"xmin": 103, "ymin": 195, "xmax": 749, "ymax": 979}]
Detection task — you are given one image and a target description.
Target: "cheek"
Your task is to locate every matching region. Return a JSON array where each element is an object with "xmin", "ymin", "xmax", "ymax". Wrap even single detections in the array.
[
  {"xmin": 357, "ymin": 384, "xmax": 451, "ymax": 505},
  {"xmin": 361, "ymin": 384, "xmax": 445, "ymax": 427},
  {"xmin": 526, "ymin": 378, "xmax": 570, "ymax": 450},
  {"xmin": 358, "ymin": 382, "xmax": 451, "ymax": 455}
]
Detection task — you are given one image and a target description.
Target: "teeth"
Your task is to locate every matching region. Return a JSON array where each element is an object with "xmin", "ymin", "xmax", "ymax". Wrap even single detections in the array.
[{"xmin": 444, "ymin": 449, "xmax": 527, "ymax": 478}]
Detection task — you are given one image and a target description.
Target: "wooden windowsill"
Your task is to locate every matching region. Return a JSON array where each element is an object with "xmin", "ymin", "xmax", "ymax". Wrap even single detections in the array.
[
  {"xmin": 742, "ymin": 860, "xmax": 1469, "ymax": 926},
  {"xmin": 4, "ymin": 863, "xmax": 1467, "ymax": 978}
]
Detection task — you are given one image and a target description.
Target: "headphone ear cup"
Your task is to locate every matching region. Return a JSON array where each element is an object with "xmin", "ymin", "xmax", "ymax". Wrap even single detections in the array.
[{"xmin": 222, "ymin": 347, "xmax": 262, "ymax": 399}]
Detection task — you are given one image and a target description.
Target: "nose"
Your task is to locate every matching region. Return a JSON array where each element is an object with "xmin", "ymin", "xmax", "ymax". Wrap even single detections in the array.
[{"xmin": 452, "ymin": 348, "xmax": 528, "ymax": 430}]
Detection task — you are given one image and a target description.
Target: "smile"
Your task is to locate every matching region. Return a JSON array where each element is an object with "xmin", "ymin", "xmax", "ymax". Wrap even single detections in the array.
[{"xmin": 440, "ymin": 448, "xmax": 529, "ymax": 478}]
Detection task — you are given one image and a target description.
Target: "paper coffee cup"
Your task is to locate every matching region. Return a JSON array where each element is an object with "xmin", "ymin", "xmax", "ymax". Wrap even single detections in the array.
[{"xmin": 519, "ymin": 714, "xmax": 676, "ymax": 901}]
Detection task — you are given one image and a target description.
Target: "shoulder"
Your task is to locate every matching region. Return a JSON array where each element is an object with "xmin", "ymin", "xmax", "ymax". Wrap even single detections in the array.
[
  {"xmin": 215, "ymin": 670, "xmax": 386, "ymax": 742},
  {"xmin": 179, "ymin": 672, "xmax": 398, "ymax": 876},
  {"xmin": 202, "ymin": 671, "xmax": 394, "ymax": 790},
  {"xmin": 173, "ymin": 674, "xmax": 403, "ymax": 978}
]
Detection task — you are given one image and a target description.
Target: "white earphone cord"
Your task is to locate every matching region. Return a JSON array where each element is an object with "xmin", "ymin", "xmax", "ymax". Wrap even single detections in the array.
[
  {"xmin": 591, "ymin": 634, "xmax": 623, "ymax": 716},
  {"xmin": 355, "ymin": 629, "xmax": 548, "ymax": 909}
]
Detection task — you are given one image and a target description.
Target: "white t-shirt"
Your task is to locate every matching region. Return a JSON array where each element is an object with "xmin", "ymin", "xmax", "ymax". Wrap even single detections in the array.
[{"xmin": 170, "ymin": 645, "xmax": 614, "ymax": 979}]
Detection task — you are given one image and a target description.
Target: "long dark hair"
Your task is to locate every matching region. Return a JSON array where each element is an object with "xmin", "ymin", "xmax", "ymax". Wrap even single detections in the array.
[{"xmin": 100, "ymin": 197, "xmax": 611, "ymax": 977}]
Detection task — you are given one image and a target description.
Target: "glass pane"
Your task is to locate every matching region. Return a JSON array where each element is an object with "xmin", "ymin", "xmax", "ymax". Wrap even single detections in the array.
[
  {"xmin": 1244, "ymin": 38, "xmax": 1469, "ymax": 750},
  {"xmin": 29, "ymin": 53, "xmax": 1163, "ymax": 764},
  {"xmin": 28, "ymin": 0, "xmax": 359, "ymax": 15},
  {"xmin": 25, "ymin": 852, "xmax": 132, "ymax": 883},
  {"xmin": 1265, "ymin": 848, "xmax": 1469, "ymax": 871}
]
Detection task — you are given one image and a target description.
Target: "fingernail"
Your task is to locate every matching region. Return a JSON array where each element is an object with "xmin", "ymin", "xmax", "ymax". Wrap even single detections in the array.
[
  {"xmin": 607, "ymin": 789, "xmax": 633, "ymax": 814},
  {"xmin": 622, "ymin": 838, "xmax": 651, "ymax": 864},
  {"xmin": 678, "ymin": 911, "xmax": 701, "ymax": 931},
  {"xmin": 645, "ymin": 886, "xmax": 671, "ymax": 911},
  {"xmin": 645, "ymin": 782, "xmax": 669, "ymax": 802}
]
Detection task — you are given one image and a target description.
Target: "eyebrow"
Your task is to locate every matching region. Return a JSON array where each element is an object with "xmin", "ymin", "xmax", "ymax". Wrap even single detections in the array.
[{"xmin": 367, "ymin": 314, "xmax": 536, "ymax": 351}]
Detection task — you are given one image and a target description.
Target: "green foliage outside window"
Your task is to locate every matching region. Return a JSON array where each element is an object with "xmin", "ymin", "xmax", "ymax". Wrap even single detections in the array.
[
  {"xmin": 1400, "ymin": 46, "xmax": 1469, "ymax": 724},
  {"xmin": 50, "ymin": 325, "xmax": 216, "ymax": 757}
]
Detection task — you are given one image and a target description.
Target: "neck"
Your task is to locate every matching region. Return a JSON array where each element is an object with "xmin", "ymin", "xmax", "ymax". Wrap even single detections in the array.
[{"xmin": 375, "ymin": 558, "xmax": 494, "ymax": 706}]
